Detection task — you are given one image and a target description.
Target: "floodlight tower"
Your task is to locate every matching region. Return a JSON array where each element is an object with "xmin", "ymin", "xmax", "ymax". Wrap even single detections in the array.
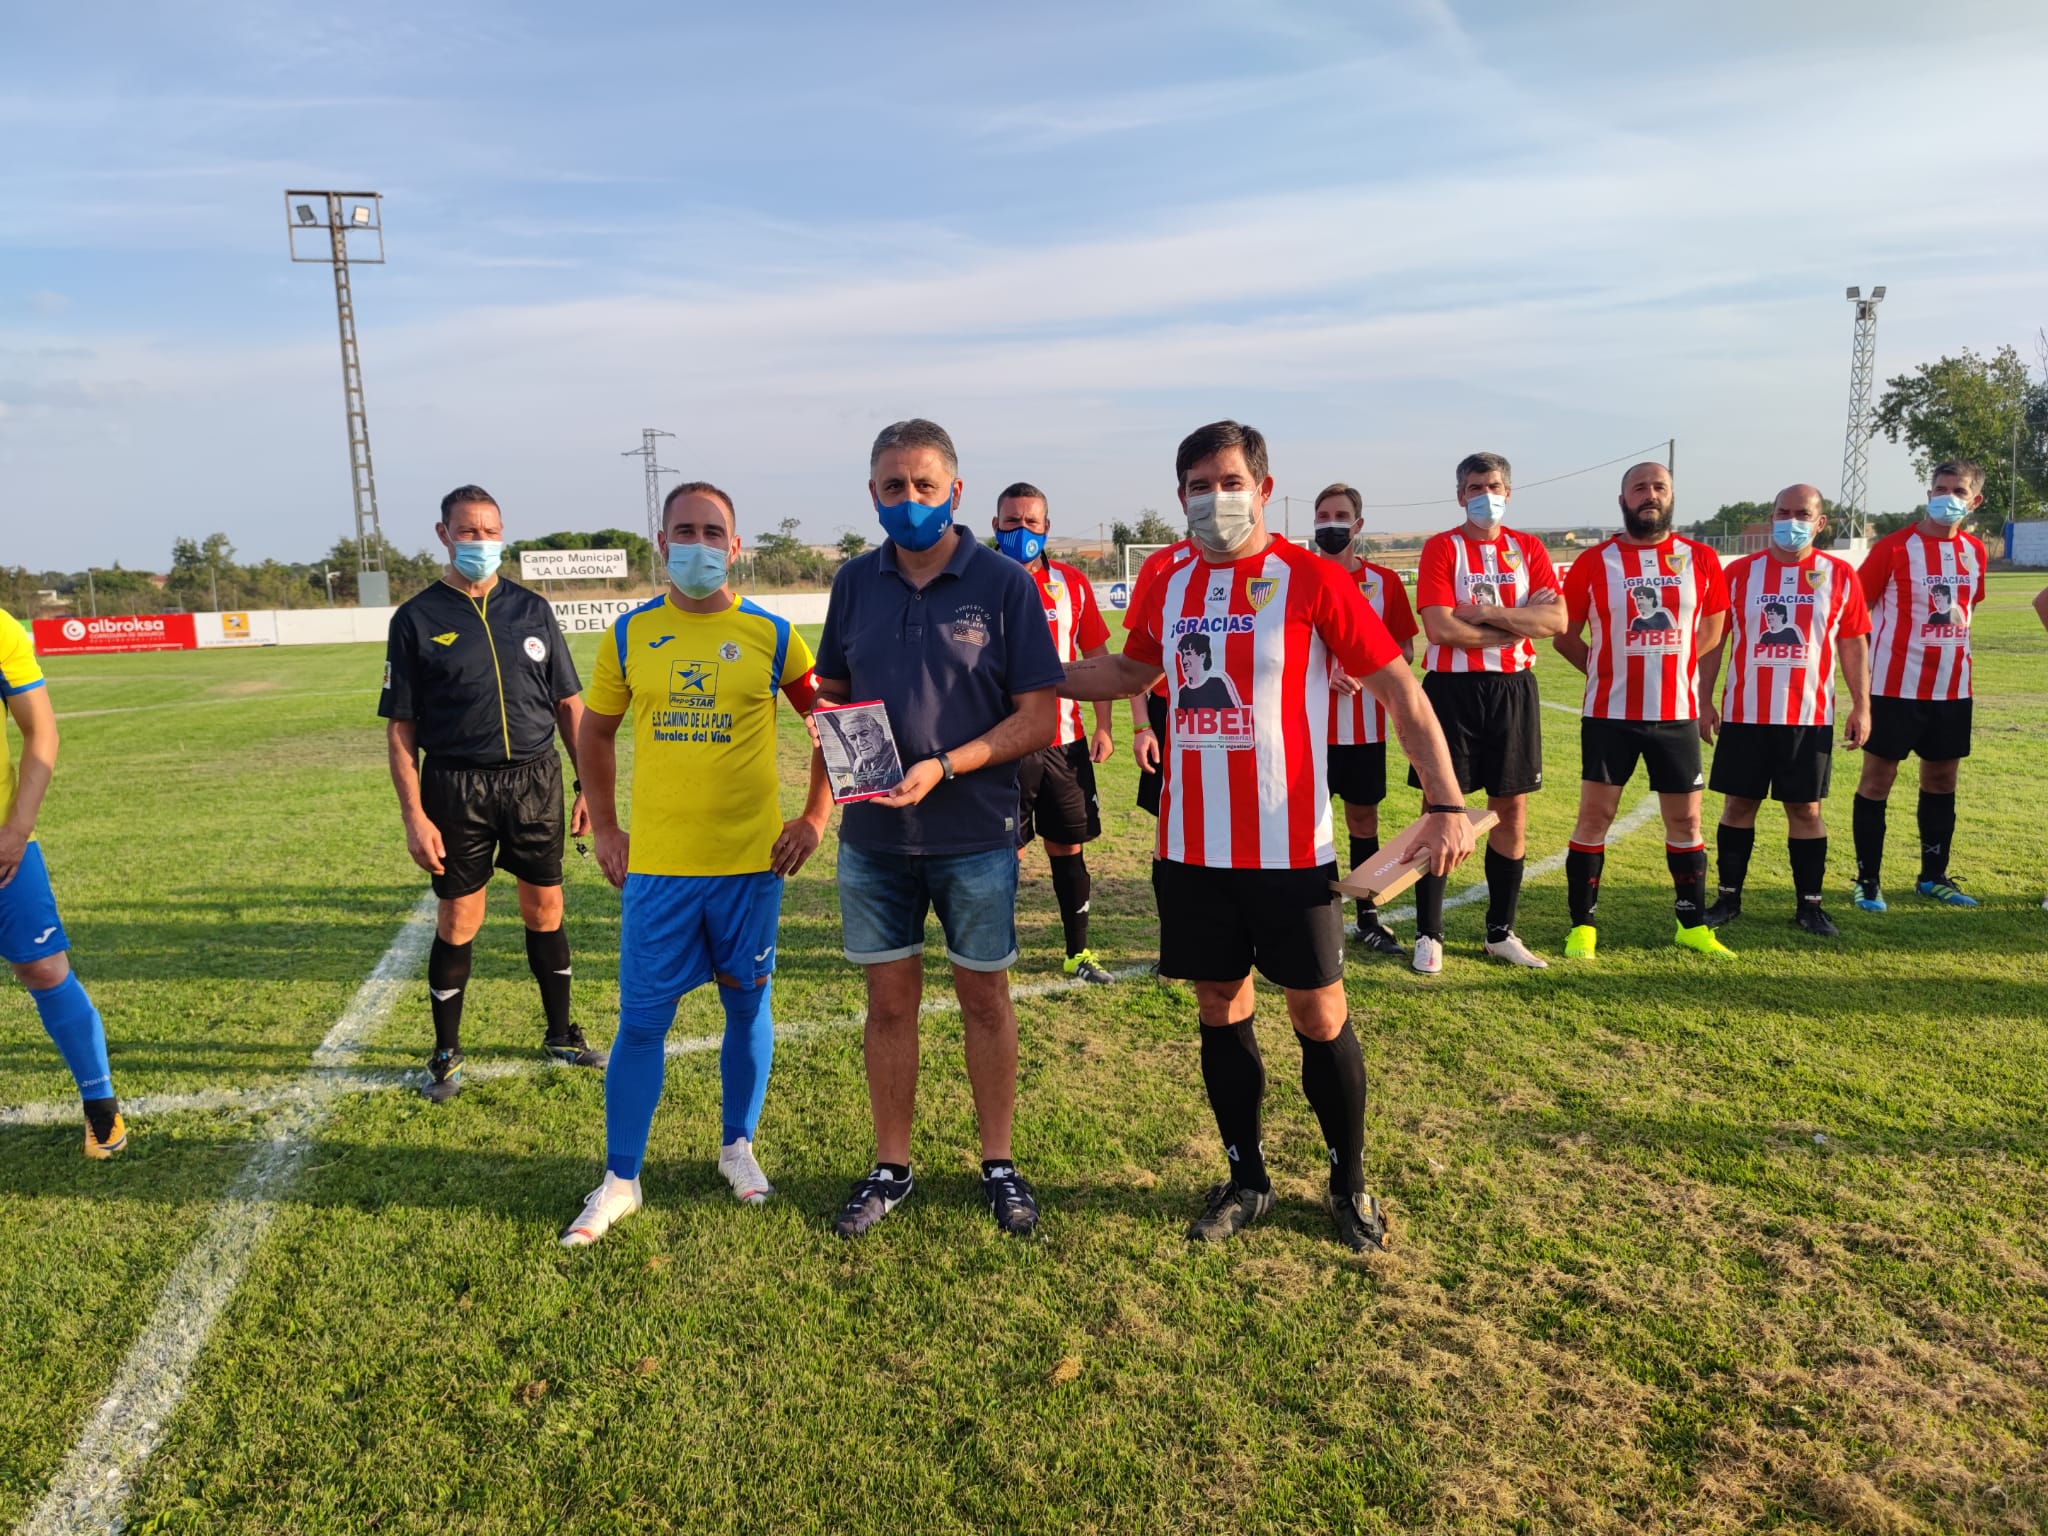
[
  {"xmin": 286, "ymin": 192, "xmax": 390, "ymax": 606},
  {"xmin": 621, "ymin": 429, "xmax": 676, "ymax": 585},
  {"xmin": 1837, "ymin": 284, "xmax": 1886, "ymax": 548}
]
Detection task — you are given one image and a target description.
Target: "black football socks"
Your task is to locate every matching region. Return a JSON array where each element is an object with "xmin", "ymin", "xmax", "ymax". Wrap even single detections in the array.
[
  {"xmin": 1296, "ymin": 1021, "xmax": 1368, "ymax": 1199},
  {"xmin": 1047, "ymin": 852, "xmax": 1091, "ymax": 957},
  {"xmin": 1199, "ymin": 1019, "xmax": 1268, "ymax": 1194},
  {"xmin": 525, "ymin": 925, "xmax": 574, "ymax": 1041},
  {"xmin": 427, "ymin": 936, "xmax": 472, "ymax": 1053}
]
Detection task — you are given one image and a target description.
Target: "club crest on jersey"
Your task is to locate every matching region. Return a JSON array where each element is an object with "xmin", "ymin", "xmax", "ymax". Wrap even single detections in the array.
[
  {"xmin": 1801, "ymin": 562, "xmax": 1829, "ymax": 592},
  {"xmin": 1501, "ymin": 546, "xmax": 1523, "ymax": 572},
  {"xmin": 1245, "ymin": 577, "xmax": 1278, "ymax": 611},
  {"xmin": 1664, "ymin": 546, "xmax": 1689, "ymax": 576},
  {"xmin": 719, "ymin": 641, "xmax": 741, "ymax": 662}
]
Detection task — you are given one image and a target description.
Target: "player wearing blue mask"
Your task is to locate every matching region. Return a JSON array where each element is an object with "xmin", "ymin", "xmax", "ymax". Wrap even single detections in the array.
[
  {"xmin": 992, "ymin": 482, "xmax": 1118, "ymax": 985},
  {"xmin": 380, "ymin": 486, "xmax": 600, "ymax": 1102}
]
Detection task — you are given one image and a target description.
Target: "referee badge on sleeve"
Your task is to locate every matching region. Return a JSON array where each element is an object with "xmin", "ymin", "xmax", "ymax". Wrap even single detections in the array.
[{"xmin": 523, "ymin": 635, "xmax": 547, "ymax": 662}]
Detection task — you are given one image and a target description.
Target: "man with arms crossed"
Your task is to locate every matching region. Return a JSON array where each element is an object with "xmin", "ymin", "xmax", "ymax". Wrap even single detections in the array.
[
  {"xmin": 1309, "ymin": 481, "xmax": 1420, "ymax": 955},
  {"xmin": 0, "ymin": 610, "xmax": 126, "ymax": 1158},
  {"xmin": 561, "ymin": 483, "xmax": 830, "ymax": 1246},
  {"xmin": 1695, "ymin": 485, "xmax": 1871, "ymax": 935},
  {"xmin": 1409, "ymin": 452, "xmax": 1564, "ymax": 974},
  {"xmin": 1556, "ymin": 462, "xmax": 1732, "ymax": 958},
  {"xmin": 1850, "ymin": 460, "xmax": 1990, "ymax": 911},
  {"xmin": 815, "ymin": 420, "xmax": 1065, "ymax": 1239},
  {"xmin": 381, "ymin": 485, "xmax": 602, "ymax": 1101},
  {"xmin": 1062, "ymin": 421, "xmax": 1476, "ymax": 1252},
  {"xmin": 992, "ymin": 482, "xmax": 1118, "ymax": 984}
]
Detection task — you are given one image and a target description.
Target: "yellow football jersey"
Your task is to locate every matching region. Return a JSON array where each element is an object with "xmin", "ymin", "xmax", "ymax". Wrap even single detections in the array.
[
  {"xmin": 0, "ymin": 611, "xmax": 48, "ymax": 837},
  {"xmin": 587, "ymin": 595, "xmax": 817, "ymax": 876}
]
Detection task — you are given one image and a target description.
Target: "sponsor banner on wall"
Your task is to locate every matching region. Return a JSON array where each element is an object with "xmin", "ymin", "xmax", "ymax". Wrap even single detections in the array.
[
  {"xmin": 522, "ymin": 549, "xmax": 629, "ymax": 582},
  {"xmin": 33, "ymin": 613, "xmax": 198, "ymax": 656},
  {"xmin": 193, "ymin": 610, "xmax": 281, "ymax": 649},
  {"xmin": 550, "ymin": 598, "xmax": 641, "ymax": 634}
]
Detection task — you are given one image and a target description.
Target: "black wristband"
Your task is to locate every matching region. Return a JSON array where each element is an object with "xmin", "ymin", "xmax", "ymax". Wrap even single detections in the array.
[
  {"xmin": 936, "ymin": 752, "xmax": 955, "ymax": 781},
  {"xmin": 1423, "ymin": 801, "xmax": 1465, "ymax": 815},
  {"xmin": 572, "ymin": 779, "xmax": 582, "ymax": 793}
]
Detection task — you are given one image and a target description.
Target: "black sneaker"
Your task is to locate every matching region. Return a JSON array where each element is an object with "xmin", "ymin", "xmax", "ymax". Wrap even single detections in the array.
[
  {"xmin": 1186, "ymin": 1180, "xmax": 1273, "ymax": 1243},
  {"xmin": 544, "ymin": 1025, "xmax": 608, "ymax": 1069},
  {"xmin": 1353, "ymin": 923, "xmax": 1406, "ymax": 957},
  {"xmin": 982, "ymin": 1165, "xmax": 1039, "ymax": 1237},
  {"xmin": 423, "ymin": 1047, "xmax": 463, "ymax": 1104},
  {"xmin": 1330, "ymin": 1191, "xmax": 1391, "ymax": 1253},
  {"xmin": 1702, "ymin": 891, "xmax": 1742, "ymax": 928},
  {"xmin": 833, "ymin": 1166, "xmax": 913, "ymax": 1239},
  {"xmin": 1793, "ymin": 902, "xmax": 1839, "ymax": 937}
]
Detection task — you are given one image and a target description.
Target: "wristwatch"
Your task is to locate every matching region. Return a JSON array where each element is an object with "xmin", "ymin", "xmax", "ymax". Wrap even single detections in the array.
[{"xmin": 936, "ymin": 752, "xmax": 955, "ymax": 781}]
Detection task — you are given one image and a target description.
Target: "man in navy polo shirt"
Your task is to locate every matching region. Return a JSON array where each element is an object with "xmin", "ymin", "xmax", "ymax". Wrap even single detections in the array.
[{"xmin": 813, "ymin": 418, "xmax": 1064, "ymax": 1240}]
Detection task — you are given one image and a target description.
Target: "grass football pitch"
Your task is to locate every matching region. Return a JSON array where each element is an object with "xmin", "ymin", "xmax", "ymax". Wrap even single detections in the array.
[{"xmin": 2, "ymin": 575, "xmax": 2045, "ymax": 1534}]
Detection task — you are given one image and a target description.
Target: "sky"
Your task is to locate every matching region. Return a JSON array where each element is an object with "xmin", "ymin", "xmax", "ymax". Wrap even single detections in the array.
[{"xmin": 3, "ymin": 0, "xmax": 2046, "ymax": 570}]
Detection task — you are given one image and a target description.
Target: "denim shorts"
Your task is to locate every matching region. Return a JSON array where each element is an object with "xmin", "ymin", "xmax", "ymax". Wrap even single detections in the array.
[{"xmin": 836, "ymin": 843, "xmax": 1019, "ymax": 973}]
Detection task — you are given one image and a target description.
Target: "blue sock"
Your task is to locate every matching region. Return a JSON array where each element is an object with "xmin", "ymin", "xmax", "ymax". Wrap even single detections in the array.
[
  {"xmin": 30, "ymin": 973, "xmax": 114, "ymax": 1100},
  {"xmin": 604, "ymin": 996, "xmax": 679, "ymax": 1180},
  {"xmin": 719, "ymin": 978, "xmax": 773, "ymax": 1146}
]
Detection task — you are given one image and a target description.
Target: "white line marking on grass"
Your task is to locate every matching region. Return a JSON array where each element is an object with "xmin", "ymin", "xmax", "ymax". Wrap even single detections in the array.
[
  {"xmin": 17, "ymin": 894, "xmax": 437, "ymax": 1536},
  {"xmin": 1381, "ymin": 793, "xmax": 1658, "ymax": 923},
  {"xmin": 1541, "ymin": 700, "xmax": 1581, "ymax": 715},
  {"xmin": 55, "ymin": 689, "xmax": 372, "ymax": 722}
]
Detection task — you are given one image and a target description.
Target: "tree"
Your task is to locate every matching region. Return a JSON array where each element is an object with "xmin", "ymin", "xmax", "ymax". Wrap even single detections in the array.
[
  {"xmin": 836, "ymin": 530, "xmax": 869, "ymax": 561},
  {"xmin": 1685, "ymin": 501, "xmax": 1775, "ymax": 540},
  {"xmin": 1873, "ymin": 345, "xmax": 2048, "ymax": 523},
  {"xmin": 1134, "ymin": 509, "xmax": 1179, "ymax": 545}
]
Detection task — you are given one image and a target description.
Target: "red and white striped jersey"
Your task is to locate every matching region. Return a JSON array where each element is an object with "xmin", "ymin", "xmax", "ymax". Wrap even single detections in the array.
[
  {"xmin": 1563, "ymin": 534, "xmax": 1728, "ymax": 721},
  {"xmin": 1125, "ymin": 537, "xmax": 1401, "ymax": 869},
  {"xmin": 1415, "ymin": 526, "xmax": 1561, "ymax": 674},
  {"xmin": 1327, "ymin": 558, "xmax": 1417, "ymax": 745},
  {"xmin": 1718, "ymin": 551, "xmax": 1870, "ymax": 725},
  {"xmin": 1123, "ymin": 539, "xmax": 1197, "ymax": 701},
  {"xmin": 1859, "ymin": 526, "xmax": 1987, "ymax": 701},
  {"xmin": 1031, "ymin": 558, "xmax": 1110, "ymax": 745}
]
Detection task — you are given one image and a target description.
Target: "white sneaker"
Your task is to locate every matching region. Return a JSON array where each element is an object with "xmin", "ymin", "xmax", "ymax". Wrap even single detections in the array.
[
  {"xmin": 1483, "ymin": 931, "xmax": 1550, "ymax": 969},
  {"xmin": 1411, "ymin": 935, "xmax": 1443, "ymax": 976},
  {"xmin": 560, "ymin": 1171, "xmax": 642, "ymax": 1248},
  {"xmin": 717, "ymin": 1137, "xmax": 774, "ymax": 1205}
]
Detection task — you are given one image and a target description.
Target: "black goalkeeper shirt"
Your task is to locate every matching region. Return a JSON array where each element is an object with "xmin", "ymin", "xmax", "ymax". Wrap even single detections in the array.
[{"xmin": 378, "ymin": 578, "xmax": 582, "ymax": 768}]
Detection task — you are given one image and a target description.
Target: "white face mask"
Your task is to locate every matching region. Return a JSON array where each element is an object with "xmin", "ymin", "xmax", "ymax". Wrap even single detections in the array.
[
  {"xmin": 1466, "ymin": 492, "xmax": 1507, "ymax": 528},
  {"xmin": 1185, "ymin": 490, "xmax": 1258, "ymax": 552}
]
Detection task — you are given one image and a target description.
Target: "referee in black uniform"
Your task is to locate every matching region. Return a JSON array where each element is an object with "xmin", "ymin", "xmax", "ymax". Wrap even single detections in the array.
[{"xmin": 380, "ymin": 484, "xmax": 603, "ymax": 1102}]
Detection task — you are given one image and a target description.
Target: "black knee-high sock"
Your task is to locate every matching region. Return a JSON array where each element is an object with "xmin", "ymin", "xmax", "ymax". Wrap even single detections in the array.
[
  {"xmin": 1852, "ymin": 793, "xmax": 1887, "ymax": 885},
  {"xmin": 1716, "ymin": 824, "xmax": 1756, "ymax": 897},
  {"xmin": 1048, "ymin": 852, "xmax": 1091, "ymax": 956},
  {"xmin": 1483, "ymin": 847, "xmax": 1524, "ymax": 943},
  {"xmin": 427, "ymin": 936, "xmax": 473, "ymax": 1053},
  {"xmin": 1350, "ymin": 833, "xmax": 1380, "ymax": 926},
  {"xmin": 1199, "ymin": 1019, "xmax": 1268, "ymax": 1194},
  {"xmin": 524, "ymin": 925, "xmax": 573, "ymax": 1040},
  {"xmin": 1413, "ymin": 871, "xmax": 1446, "ymax": 941},
  {"xmin": 1297, "ymin": 1021, "xmax": 1368, "ymax": 1198},
  {"xmin": 1668, "ymin": 842, "xmax": 1708, "ymax": 927},
  {"xmin": 1917, "ymin": 791, "xmax": 1956, "ymax": 882},
  {"xmin": 1566, "ymin": 843, "xmax": 1605, "ymax": 927},
  {"xmin": 1789, "ymin": 835, "xmax": 1828, "ymax": 904}
]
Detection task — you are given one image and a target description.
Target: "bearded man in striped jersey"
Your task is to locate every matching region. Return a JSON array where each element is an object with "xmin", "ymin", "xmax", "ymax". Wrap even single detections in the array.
[
  {"xmin": 1059, "ymin": 420, "xmax": 1475, "ymax": 1253},
  {"xmin": 1695, "ymin": 484, "xmax": 1871, "ymax": 936}
]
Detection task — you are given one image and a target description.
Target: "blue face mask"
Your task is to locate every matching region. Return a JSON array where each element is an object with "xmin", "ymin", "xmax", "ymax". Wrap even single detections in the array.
[
  {"xmin": 666, "ymin": 541, "xmax": 728, "ymax": 599},
  {"xmin": 995, "ymin": 525, "xmax": 1046, "ymax": 564},
  {"xmin": 1769, "ymin": 519, "xmax": 1815, "ymax": 554},
  {"xmin": 1465, "ymin": 492, "xmax": 1507, "ymax": 528},
  {"xmin": 1927, "ymin": 493, "xmax": 1971, "ymax": 526},
  {"xmin": 449, "ymin": 540, "xmax": 502, "ymax": 580},
  {"xmin": 876, "ymin": 490, "xmax": 954, "ymax": 552}
]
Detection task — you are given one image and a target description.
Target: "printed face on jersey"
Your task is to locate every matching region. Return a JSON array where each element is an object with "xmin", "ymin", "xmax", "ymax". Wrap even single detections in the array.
[
  {"xmin": 1922, "ymin": 580, "xmax": 1967, "ymax": 637},
  {"xmin": 1625, "ymin": 580, "xmax": 1680, "ymax": 645},
  {"xmin": 668, "ymin": 659, "xmax": 720, "ymax": 708},
  {"xmin": 1751, "ymin": 593, "xmax": 1815, "ymax": 665},
  {"xmin": 1468, "ymin": 580, "xmax": 1498, "ymax": 607},
  {"xmin": 1171, "ymin": 629, "xmax": 1251, "ymax": 749}
]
